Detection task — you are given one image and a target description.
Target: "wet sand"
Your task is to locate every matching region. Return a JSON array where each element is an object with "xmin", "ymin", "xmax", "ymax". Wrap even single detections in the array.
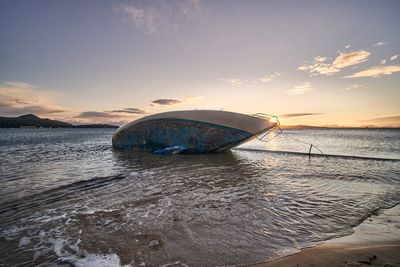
[
  {"xmin": 251, "ymin": 242, "xmax": 400, "ymax": 267},
  {"xmin": 251, "ymin": 205, "xmax": 400, "ymax": 267}
]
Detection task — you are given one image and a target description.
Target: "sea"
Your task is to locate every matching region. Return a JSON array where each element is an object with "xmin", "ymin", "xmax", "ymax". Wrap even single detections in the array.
[{"xmin": 0, "ymin": 128, "xmax": 399, "ymax": 266}]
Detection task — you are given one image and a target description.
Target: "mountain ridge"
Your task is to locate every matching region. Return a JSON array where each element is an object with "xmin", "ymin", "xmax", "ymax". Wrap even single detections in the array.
[{"xmin": 0, "ymin": 114, "xmax": 118, "ymax": 128}]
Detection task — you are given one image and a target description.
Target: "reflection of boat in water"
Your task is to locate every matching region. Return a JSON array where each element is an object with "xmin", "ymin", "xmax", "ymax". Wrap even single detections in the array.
[{"xmin": 112, "ymin": 110, "xmax": 278, "ymax": 154}]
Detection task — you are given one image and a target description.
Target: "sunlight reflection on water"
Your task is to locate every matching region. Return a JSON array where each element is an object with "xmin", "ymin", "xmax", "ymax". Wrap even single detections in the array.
[{"xmin": 0, "ymin": 128, "xmax": 399, "ymax": 266}]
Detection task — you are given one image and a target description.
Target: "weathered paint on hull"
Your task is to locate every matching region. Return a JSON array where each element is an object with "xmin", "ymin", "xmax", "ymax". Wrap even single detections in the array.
[{"xmin": 112, "ymin": 118, "xmax": 253, "ymax": 154}]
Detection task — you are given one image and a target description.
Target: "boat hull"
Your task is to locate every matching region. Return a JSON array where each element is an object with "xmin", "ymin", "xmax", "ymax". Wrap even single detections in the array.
[
  {"xmin": 112, "ymin": 118, "xmax": 253, "ymax": 153},
  {"xmin": 112, "ymin": 110, "xmax": 277, "ymax": 154}
]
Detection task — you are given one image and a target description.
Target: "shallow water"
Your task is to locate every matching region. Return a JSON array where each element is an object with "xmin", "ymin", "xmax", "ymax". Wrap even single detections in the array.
[{"xmin": 0, "ymin": 128, "xmax": 399, "ymax": 266}]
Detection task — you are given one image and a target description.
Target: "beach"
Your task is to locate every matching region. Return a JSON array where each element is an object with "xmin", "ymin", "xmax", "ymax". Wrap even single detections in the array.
[
  {"xmin": 252, "ymin": 205, "xmax": 400, "ymax": 267},
  {"xmin": 253, "ymin": 243, "xmax": 400, "ymax": 267},
  {"xmin": 2, "ymin": 1, "xmax": 400, "ymax": 265}
]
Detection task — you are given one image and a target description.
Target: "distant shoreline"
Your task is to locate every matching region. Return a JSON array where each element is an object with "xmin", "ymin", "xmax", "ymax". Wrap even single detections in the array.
[
  {"xmin": 2, "ymin": 125, "xmax": 119, "ymax": 129},
  {"xmin": 0, "ymin": 114, "xmax": 119, "ymax": 128},
  {"xmin": 1, "ymin": 114, "xmax": 399, "ymax": 129},
  {"xmin": 3, "ymin": 125, "xmax": 400, "ymax": 130},
  {"xmin": 3, "ymin": 126, "xmax": 399, "ymax": 130},
  {"xmin": 280, "ymin": 125, "xmax": 400, "ymax": 130}
]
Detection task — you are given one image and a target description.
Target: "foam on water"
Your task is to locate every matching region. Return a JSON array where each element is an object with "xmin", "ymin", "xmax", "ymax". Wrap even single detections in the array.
[{"xmin": 61, "ymin": 253, "xmax": 125, "ymax": 267}]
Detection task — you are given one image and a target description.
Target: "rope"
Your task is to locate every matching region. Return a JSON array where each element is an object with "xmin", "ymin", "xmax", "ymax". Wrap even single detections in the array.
[
  {"xmin": 252, "ymin": 113, "xmax": 324, "ymax": 155},
  {"xmin": 252, "ymin": 113, "xmax": 283, "ymax": 143},
  {"xmin": 282, "ymin": 133, "xmax": 325, "ymax": 155}
]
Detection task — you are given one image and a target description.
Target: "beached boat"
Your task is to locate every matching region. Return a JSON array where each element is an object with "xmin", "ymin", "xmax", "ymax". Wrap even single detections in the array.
[{"xmin": 112, "ymin": 110, "xmax": 278, "ymax": 154}]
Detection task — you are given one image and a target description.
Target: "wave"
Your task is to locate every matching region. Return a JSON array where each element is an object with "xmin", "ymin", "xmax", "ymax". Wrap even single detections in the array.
[{"xmin": 0, "ymin": 173, "xmax": 127, "ymax": 220}]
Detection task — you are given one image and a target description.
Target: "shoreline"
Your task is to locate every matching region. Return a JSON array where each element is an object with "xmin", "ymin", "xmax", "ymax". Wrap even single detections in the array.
[{"xmin": 250, "ymin": 204, "xmax": 400, "ymax": 267}]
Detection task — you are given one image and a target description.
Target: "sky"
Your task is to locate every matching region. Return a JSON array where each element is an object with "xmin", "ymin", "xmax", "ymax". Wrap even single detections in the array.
[{"xmin": 0, "ymin": 0, "xmax": 399, "ymax": 127}]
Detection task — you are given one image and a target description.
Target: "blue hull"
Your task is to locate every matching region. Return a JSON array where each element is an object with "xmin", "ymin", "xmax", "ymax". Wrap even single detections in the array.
[{"xmin": 112, "ymin": 118, "xmax": 253, "ymax": 154}]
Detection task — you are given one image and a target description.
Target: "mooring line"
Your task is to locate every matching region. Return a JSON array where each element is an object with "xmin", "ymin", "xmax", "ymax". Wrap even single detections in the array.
[
  {"xmin": 281, "ymin": 133, "xmax": 325, "ymax": 155},
  {"xmin": 233, "ymin": 147, "xmax": 400, "ymax": 162},
  {"xmin": 252, "ymin": 113, "xmax": 324, "ymax": 155}
]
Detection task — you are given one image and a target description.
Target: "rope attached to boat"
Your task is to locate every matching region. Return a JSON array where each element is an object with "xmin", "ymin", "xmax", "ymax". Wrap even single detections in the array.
[
  {"xmin": 253, "ymin": 113, "xmax": 283, "ymax": 143},
  {"xmin": 283, "ymin": 134, "xmax": 325, "ymax": 155},
  {"xmin": 251, "ymin": 113, "xmax": 324, "ymax": 155}
]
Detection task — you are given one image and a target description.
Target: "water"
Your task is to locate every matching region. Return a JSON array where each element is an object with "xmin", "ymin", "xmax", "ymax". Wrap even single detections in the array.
[
  {"xmin": 0, "ymin": 128, "xmax": 399, "ymax": 266},
  {"xmin": 241, "ymin": 128, "xmax": 400, "ymax": 160}
]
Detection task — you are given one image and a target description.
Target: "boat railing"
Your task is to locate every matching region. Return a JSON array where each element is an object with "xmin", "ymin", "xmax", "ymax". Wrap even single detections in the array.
[
  {"xmin": 250, "ymin": 113, "xmax": 277, "ymax": 120},
  {"xmin": 249, "ymin": 113, "xmax": 283, "ymax": 142}
]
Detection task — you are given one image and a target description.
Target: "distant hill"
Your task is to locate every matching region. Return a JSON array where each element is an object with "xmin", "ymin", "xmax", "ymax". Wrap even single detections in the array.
[
  {"xmin": 0, "ymin": 114, "xmax": 73, "ymax": 128},
  {"xmin": 280, "ymin": 124, "xmax": 329, "ymax": 129},
  {"xmin": 0, "ymin": 114, "xmax": 118, "ymax": 128}
]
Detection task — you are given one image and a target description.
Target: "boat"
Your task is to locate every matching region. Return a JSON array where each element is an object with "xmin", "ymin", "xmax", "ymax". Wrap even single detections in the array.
[{"xmin": 112, "ymin": 110, "xmax": 279, "ymax": 154}]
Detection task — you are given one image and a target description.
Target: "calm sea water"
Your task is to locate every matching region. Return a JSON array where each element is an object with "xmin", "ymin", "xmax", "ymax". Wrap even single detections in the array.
[{"xmin": 0, "ymin": 128, "xmax": 399, "ymax": 266}]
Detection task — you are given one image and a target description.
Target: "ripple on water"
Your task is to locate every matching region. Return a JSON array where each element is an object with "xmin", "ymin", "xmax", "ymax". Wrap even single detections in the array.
[{"xmin": 0, "ymin": 129, "xmax": 399, "ymax": 266}]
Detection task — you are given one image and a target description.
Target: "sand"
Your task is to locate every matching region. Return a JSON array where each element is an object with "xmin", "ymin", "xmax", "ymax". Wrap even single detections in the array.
[
  {"xmin": 250, "ymin": 205, "xmax": 400, "ymax": 267},
  {"xmin": 251, "ymin": 242, "xmax": 400, "ymax": 267}
]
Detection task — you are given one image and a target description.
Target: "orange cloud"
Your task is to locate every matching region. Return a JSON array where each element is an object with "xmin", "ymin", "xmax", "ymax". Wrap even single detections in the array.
[
  {"xmin": 73, "ymin": 109, "xmax": 142, "ymax": 125},
  {"xmin": 150, "ymin": 96, "xmax": 204, "ymax": 107},
  {"xmin": 0, "ymin": 81, "xmax": 66, "ymax": 116},
  {"xmin": 220, "ymin": 78, "xmax": 242, "ymax": 86},
  {"xmin": 332, "ymin": 50, "xmax": 370, "ymax": 68},
  {"xmin": 259, "ymin": 72, "xmax": 282, "ymax": 82},
  {"xmin": 286, "ymin": 82, "xmax": 313, "ymax": 95},
  {"xmin": 298, "ymin": 50, "xmax": 370, "ymax": 76},
  {"xmin": 345, "ymin": 83, "xmax": 366, "ymax": 90},
  {"xmin": 360, "ymin": 115, "xmax": 400, "ymax": 127},
  {"xmin": 344, "ymin": 65, "xmax": 400, "ymax": 78},
  {"xmin": 108, "ymin": 108, "xmax": 147, "ymax": 114},
  {"xmin": 280, "ymin": 113, "xmax": 322, "ymax": 118}
]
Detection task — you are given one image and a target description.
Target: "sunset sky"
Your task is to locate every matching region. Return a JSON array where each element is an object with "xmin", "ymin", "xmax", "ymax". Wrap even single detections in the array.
[{"xmin": 1, "ymin": 0, "xmax": 399, "ymax": 127}]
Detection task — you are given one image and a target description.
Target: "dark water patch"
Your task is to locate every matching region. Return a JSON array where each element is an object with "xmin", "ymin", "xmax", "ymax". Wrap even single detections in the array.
[{"xmin": 0, "ymin": 174, "xmax": 127, "ymax": 223}]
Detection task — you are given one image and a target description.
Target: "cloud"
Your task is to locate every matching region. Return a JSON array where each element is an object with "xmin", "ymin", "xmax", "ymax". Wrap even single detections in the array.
[
  {"xmin": 74, "ymin": 108, "xmax": 146, "ymax": 125},
  {"xmin": 286, "ymin": 82, "xmax": 313, "ymax": 95},
  {"xmin": 373, "ymin": 42, "xmax": 388, "ymax": 47},
  {"xmin": 0, "ymin": 81, "xmax": 66, "ymax": 116},
  {"xmin": 314, "ymin": 56, "xmax": 327, "ymax": 62},
  {"xmin": 178, "ymin": 0, "xmax": 200, "ymax": 17},
  {"xmin": 151, "ymin": 99, "xmax": 182, "ymax": 106},
  {"xmin": 298, "ymin": 62, "xmax": 339, "ymax": 75},
  {"xmin": 76, "ymin": 107, "xmax": 146, "ymax": 120},
  {"xmin": 259, "ymin": 72, "xmax": 282, "ymax": 82},
  {"xmin": 344, "ymin": 65, "xmax": 400, "ymax": 78},
  {"xmin": 298, "ymin": 50, "xmax": 370, "ymax": 76},
  {"xmin": 72, "ymin": 113, "xmax": 131, "ymax": 126},
  {"xmin": 75, "ymin": 111, "xmax": 125, "ymax": 119},
  {"xmin": 150, "ymin": 96, "xmax": 203, "ymax": 106},
  {"xmin": 331, "ymin": 50, "xmax": 370, "ymax": 68},
  {"xmin": 114, "ymin": 0, "xmax": 200, "ymax": 34},
  {"xmin": 345, "ymin": 83, "xmax": 366, "ymax": 90},
  {"xmin": 0, "ymin": 102, "xmax": 65, "ymax": 116},
  {"xmin": 115, "ymin": 5, "xmax": 157, "ymax": 34},
  {"xmin": 109, "ymin": 108, "xmax": 147, "ymax": 114},
  {"xmin": 390, "ymin": 54, "xmax": 399, "ymax": 61},
  {"xmin": 220, "ymin": 78, "xmax": 242, "ymax": 86},
  {"xmin": 4, "ymin": 81, "xmax": 36, "ymax": 88},
  {"xmin": 280, "ymin": 113, "xmax": 323, "ymax": 118},
  {"xmin": 360, "ymin": 115, "xmax": 400, "ymax": 127}
]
